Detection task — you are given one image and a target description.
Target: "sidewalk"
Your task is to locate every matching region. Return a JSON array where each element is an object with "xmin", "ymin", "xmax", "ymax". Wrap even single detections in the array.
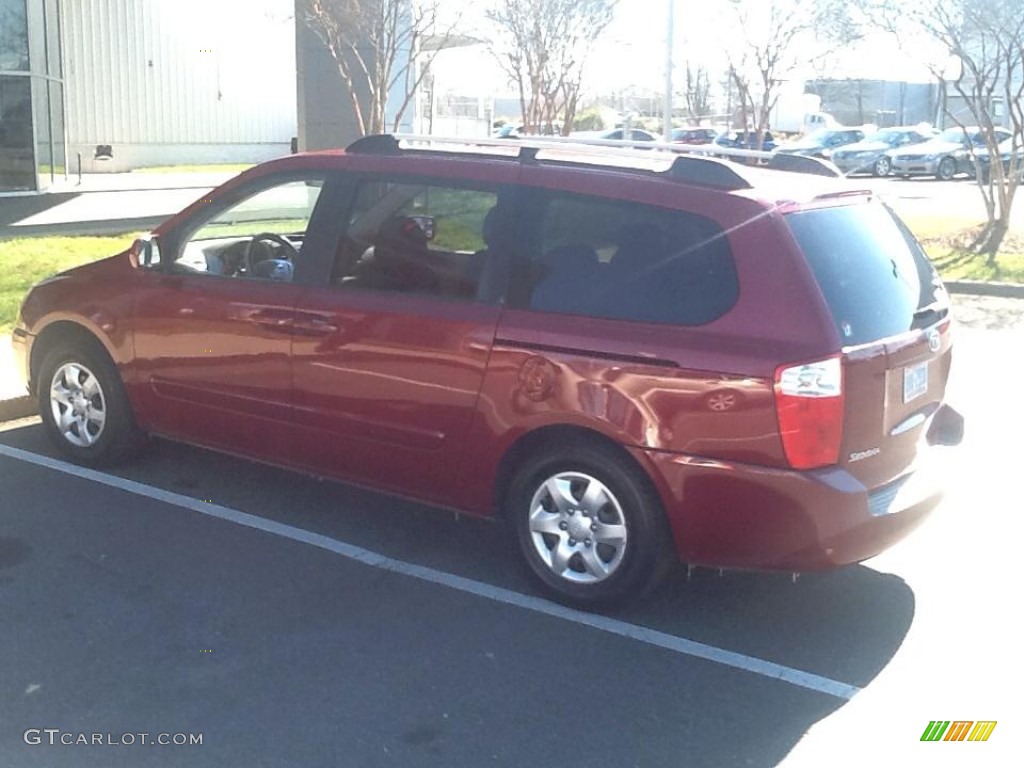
[
  {"xmin": 0, "ymin": 170, "xmax": 239, "ymax": 238},
  {"xmin": 0, "ymin": 337, "xmax": 31, "ymax": 421}
]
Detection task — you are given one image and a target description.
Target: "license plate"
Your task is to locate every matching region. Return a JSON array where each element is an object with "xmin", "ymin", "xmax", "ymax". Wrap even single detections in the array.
[{"xmin": 903, "ymin": 362, "xmax": 928, "ymax": 403}]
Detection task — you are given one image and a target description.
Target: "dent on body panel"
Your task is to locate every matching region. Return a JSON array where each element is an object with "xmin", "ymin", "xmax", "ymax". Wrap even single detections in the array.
[
  {"xmin": 479, "ymin": 346, "xmax": 781, "ymax": 463},
  {"xmin": 489, "ymin": 351, "xmax": 652, "ymax": 445}
]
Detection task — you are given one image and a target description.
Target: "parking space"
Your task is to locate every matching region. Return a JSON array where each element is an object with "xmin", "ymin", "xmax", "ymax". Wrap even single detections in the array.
[
  {"xmin": 1, "ymin": 441, "xmax": 849, "ymax": 768},
  {"xmin": 1, "ymin": 302, "xmax": 1020, "ymax": 767}
]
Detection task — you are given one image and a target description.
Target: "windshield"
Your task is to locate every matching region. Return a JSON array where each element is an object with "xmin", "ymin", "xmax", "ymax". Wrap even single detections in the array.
[
  {"xmin": 806, "ymin": 128, "xmax": 837, "ymax": 142},
  {"xmin": 875, "ymin": 129, "xmax": 905, "ymax": 145},
  {"xmin": 937, "ymin": 127, "xmax": 968, "ymax": 143}
]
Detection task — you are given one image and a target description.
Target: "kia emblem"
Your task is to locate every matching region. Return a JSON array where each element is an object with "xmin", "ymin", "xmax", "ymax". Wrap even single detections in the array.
[{"xmin": 927, "ymin": 329, "xmax": 941, "ymax": 353}]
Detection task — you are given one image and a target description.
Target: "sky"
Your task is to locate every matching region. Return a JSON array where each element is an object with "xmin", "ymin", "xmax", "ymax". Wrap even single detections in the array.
[{"xmin": 443, "ymin": 0, "xmax": 947, "ymax": 99}]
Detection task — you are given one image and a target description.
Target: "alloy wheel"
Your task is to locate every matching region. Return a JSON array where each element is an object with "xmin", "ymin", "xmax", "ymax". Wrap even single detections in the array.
[
  {"xmin": 527, "ymin": 472, "xmax": 628, "ymax": 584},
  {"xmin": 50, "ymin": 362, "xmax": 107, "ymax": 448}
]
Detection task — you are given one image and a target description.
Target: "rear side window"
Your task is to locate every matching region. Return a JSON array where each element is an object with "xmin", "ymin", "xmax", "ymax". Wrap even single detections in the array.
[
  {"xmin": 785, "ymin": 203, "xmax": 944, "ymax": 346},
  {"xmin": 524, "ymin": 193, "xmax": 738, "ymax": 326}
]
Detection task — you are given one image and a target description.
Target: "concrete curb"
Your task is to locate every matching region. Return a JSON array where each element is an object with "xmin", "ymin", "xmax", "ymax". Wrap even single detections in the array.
[
  {"xmin": 944, "ymin": 280, "xmax": 1024, "ymax": 299},
  {"xmin": 0, "ymin": 394, "xmax": 34, "ymax": 423}
]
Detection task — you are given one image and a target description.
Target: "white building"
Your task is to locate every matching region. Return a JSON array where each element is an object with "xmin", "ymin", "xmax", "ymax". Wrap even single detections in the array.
[{"xmin": 64, "ymin": 0, "xmax": 296, "ymax": 173}]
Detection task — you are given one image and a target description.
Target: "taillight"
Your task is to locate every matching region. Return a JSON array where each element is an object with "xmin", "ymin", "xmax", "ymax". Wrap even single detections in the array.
[{"xmin": 774, "ymin": 356, "xmax": 844, "ymax": 469}]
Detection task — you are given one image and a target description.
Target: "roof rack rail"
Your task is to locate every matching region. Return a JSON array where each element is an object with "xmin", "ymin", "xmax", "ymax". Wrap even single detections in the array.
[
  {"xmin": 766, "ymin": 153, "xmax": 841, "ymax": 178},
  {"xmin": 344, "ymin": 134, "xmax": 843, "ymax": 185},
  {"xmin": 668, "ymin": 155, "xmax": 751, "ymax": 190},
  {"xmin": 346, "ymin": 134, "xmax": 401, "ymax": 154}
]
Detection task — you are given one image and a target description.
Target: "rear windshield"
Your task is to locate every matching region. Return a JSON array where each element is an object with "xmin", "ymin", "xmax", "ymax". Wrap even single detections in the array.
[{"xmin": 785, "ymin": 203, "xmax": 944, "ymax": 346}]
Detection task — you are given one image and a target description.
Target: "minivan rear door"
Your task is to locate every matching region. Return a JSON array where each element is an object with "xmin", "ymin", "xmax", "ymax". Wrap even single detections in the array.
[{"xmin": 784, "ymin": 201, "xmax": 952, "ymax": 491}]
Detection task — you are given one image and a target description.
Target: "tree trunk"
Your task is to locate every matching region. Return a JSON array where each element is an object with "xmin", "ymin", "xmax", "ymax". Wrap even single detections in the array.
[{"xmin": 971, "ymin": 219, "xmax": 1008, "ymax": 263}]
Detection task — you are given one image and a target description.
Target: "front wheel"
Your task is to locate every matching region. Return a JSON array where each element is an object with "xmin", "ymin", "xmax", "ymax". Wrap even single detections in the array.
[
  {"xmin": 873, "ymin": 156, "xmax": 891, "ymax": 177},
  {"xmin": 508, "ymin": 442, "xmax": 673, "ymax": 606},
  {"xmin": 38, "ymin": 342, "xmax": 145, "ymax": 465},
  {"xmin": 937, "ymin": 157, "xmax": 956, "ymax": 181}
]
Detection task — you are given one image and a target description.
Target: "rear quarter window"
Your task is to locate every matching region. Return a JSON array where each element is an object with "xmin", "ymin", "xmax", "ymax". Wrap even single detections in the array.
[
  {"xmin": 525, "ymin": 193, "xmax": 739, "ymax": 326},
  {"xmin": 785, "ymin": 202, "xmax": 944, "ymax": 346}
]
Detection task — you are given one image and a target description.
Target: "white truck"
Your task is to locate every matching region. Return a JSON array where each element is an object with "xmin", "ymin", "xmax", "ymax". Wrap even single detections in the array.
[{"xmin": 770, "ymin": 90, "xmax": 835, "ymax": 135}]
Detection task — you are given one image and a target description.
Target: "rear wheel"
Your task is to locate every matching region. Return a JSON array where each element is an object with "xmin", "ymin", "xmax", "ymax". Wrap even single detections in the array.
[
  {"xmin": 873, "ymin": 156, "xmax": 891, "ymax": 177},
  {"xmin": 507, "ymin": 442, "xmax": 673, "ymax": 606},
  {"xmin": 937, "ymin": 157, "xmax": 956, "ymax": 181},
  {"xmin": 38, "ymin": 341, "xmax": 145, "ymax": 466}
]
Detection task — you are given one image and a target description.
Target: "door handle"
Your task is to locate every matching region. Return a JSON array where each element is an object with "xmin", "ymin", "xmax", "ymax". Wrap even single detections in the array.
[
  {"xmin": 249, "ymin": 309, "xmax": 295, "ymax": 333},
  {"xmin": 291, "ymin": 316, "xmax": 339, "ymax": 336}
]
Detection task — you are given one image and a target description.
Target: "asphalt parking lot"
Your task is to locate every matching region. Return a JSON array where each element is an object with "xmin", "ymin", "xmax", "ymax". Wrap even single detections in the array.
[{"xmin": 1, "ymin": 297, "xmax": 1020, "ymax": 768}]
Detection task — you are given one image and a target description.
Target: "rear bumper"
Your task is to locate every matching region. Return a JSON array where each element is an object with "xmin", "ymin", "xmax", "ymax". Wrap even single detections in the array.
[{"xmin": 639, "ymin": 412, "xmax": 960, "ymax": 571}]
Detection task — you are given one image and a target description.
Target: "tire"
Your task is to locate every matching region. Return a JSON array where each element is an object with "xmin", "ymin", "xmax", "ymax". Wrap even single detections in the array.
[
  {"xmin": 937, "ymin": 157, "xmax": 956, "ymax": 181},
  {"xmin": 873, "ymin": 156, "xmax": 891, "ymax": 177},
  {"xmin": 507, "ymin": 441, "xmax": 674, "ymax": 606},
  {"xmin": 37, "ymin": 340, "xmax": 146, "ymax": 466}
]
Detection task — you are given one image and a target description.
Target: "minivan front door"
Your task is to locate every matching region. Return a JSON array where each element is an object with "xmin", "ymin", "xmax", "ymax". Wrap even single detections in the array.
[
  {"xmin": 289, "ymin": 175, "xmax": 514, "ymax": 504},
  {"xmin": 131, "ymin": 176, "xmax": 329, "ymax": 462}
]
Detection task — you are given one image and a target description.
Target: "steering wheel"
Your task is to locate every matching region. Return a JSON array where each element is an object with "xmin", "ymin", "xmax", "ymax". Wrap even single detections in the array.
[{"xmin": 244, "ymin": 232, "xmax": 299, "ymax": 276}]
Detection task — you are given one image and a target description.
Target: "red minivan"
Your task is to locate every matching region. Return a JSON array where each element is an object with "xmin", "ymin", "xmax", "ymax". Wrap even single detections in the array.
[{"xmin": 12, "ymin": 135, "xmax": 963, "ymax": 605}]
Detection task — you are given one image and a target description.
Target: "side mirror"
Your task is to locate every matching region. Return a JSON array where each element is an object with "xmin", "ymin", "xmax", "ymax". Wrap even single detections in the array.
[{"xmin": 130, "ymin": 236, "xmax": 162, "ymax": 269}]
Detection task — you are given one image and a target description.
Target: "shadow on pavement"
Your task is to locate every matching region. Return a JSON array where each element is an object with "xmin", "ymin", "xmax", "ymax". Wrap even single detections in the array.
[
  {"xmin": 0, "ymin": 192, "xmax": 80, "ymax": 229},
  {"xmin": 0, "ymin": 421, "xmax": 914, "ymax": 767}
]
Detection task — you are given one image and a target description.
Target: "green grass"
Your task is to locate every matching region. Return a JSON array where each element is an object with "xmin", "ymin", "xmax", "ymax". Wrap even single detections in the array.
[
  {"xmin": 0, "ymin": 234, "xmax": 141, "ymax": 334},
  {"xmin": 131, "ymin": 163, "xmax": 253, "ymax": 174},
  {"xmin": 900, "ymin": 213, "xmax": 1024, "ymax": 284},
  {"xmin": 926, "ymin": 245, "xmax": 1024, "ymax": 283}
]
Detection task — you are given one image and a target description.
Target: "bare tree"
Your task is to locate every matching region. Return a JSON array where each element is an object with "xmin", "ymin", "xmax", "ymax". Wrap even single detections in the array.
[
  {"xmin": 684, "ymin": 63, "xmax": 713, "ymax": 122},
  {"xmin": 487, "ymin": 0, "xmax": 617, "ymax": 135},
  {"xmin": 300, "ymin": 0, "xmax": 460, "ymax": 136},
  {"xmin": 724, "ymin": 0, "xmax": 863, "ymax": 150},
  {"xmin": 862, "ymin": 0, "xmax": 1024, "ymax": 259}
]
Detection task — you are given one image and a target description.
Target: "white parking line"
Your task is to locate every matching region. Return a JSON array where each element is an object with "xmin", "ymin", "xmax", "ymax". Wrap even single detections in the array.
[{"xmin": 0, "ymin": 442, "xmax": 860, "ymax": 701}]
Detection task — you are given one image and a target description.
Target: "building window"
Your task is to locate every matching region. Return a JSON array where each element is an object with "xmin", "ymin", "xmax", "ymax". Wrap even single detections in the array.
[
  {"xmin": 0, "ymin": 76, "xmax": 34, "ymax": 190},
  {"xmin": 0, "ymin": 0, "xmax": 64, "ymax": 193},
  {"xmin": 0, "ymin": 0, "xmax": 30, "ymax": 72}
]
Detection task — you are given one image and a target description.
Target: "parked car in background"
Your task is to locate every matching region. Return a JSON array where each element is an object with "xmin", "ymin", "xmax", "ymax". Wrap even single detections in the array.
[
  {"xmin": 571, "ymin": 128, "xmax": 658, "ymax": 143},
  {"xmin": 13, "ymin": 133, "xmax": 962, "ymax": 606},
  {"xmin": 889, "ymin": 125, "xmax": 1013, "ymax": 180},
  {"xmin": 671, "ymin": 127, "xmax": 717, "ymax": 145},
  {"xmin": 830, "ymin": 127, "xmax": 936, "ymax": 176},
  {"xmin": 774, "ymin": 128, "xmax": 867, "ymax": 159},
  {"xmin": 713, "ymin": 130, "xmax": 777, "ymax": 151},
  {"xmin": 968, "ymin": 136, "xmax": 1024, "ymax": 183},
  {"xmin": 494, "ymin": 122, "xmax": 564, "ymax": 139}
]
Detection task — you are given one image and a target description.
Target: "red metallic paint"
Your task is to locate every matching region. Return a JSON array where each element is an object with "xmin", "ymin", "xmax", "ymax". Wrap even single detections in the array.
[
  {"xmin": 130, "ymin": 271, "xmax": 302, "ymax": 462},
  {"xmin": 13, "ymin": 146, "xmax": 956, "ymax": 576},
  {"xmin": 289, "ymin": 289, "xmax": 502, "ymax": 504}
]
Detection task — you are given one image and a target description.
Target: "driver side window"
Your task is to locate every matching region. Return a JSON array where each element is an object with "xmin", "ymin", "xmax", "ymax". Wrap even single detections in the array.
[{"xmin": 173, "ymin": 177, "xmax": 325, "ymax": 282}]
